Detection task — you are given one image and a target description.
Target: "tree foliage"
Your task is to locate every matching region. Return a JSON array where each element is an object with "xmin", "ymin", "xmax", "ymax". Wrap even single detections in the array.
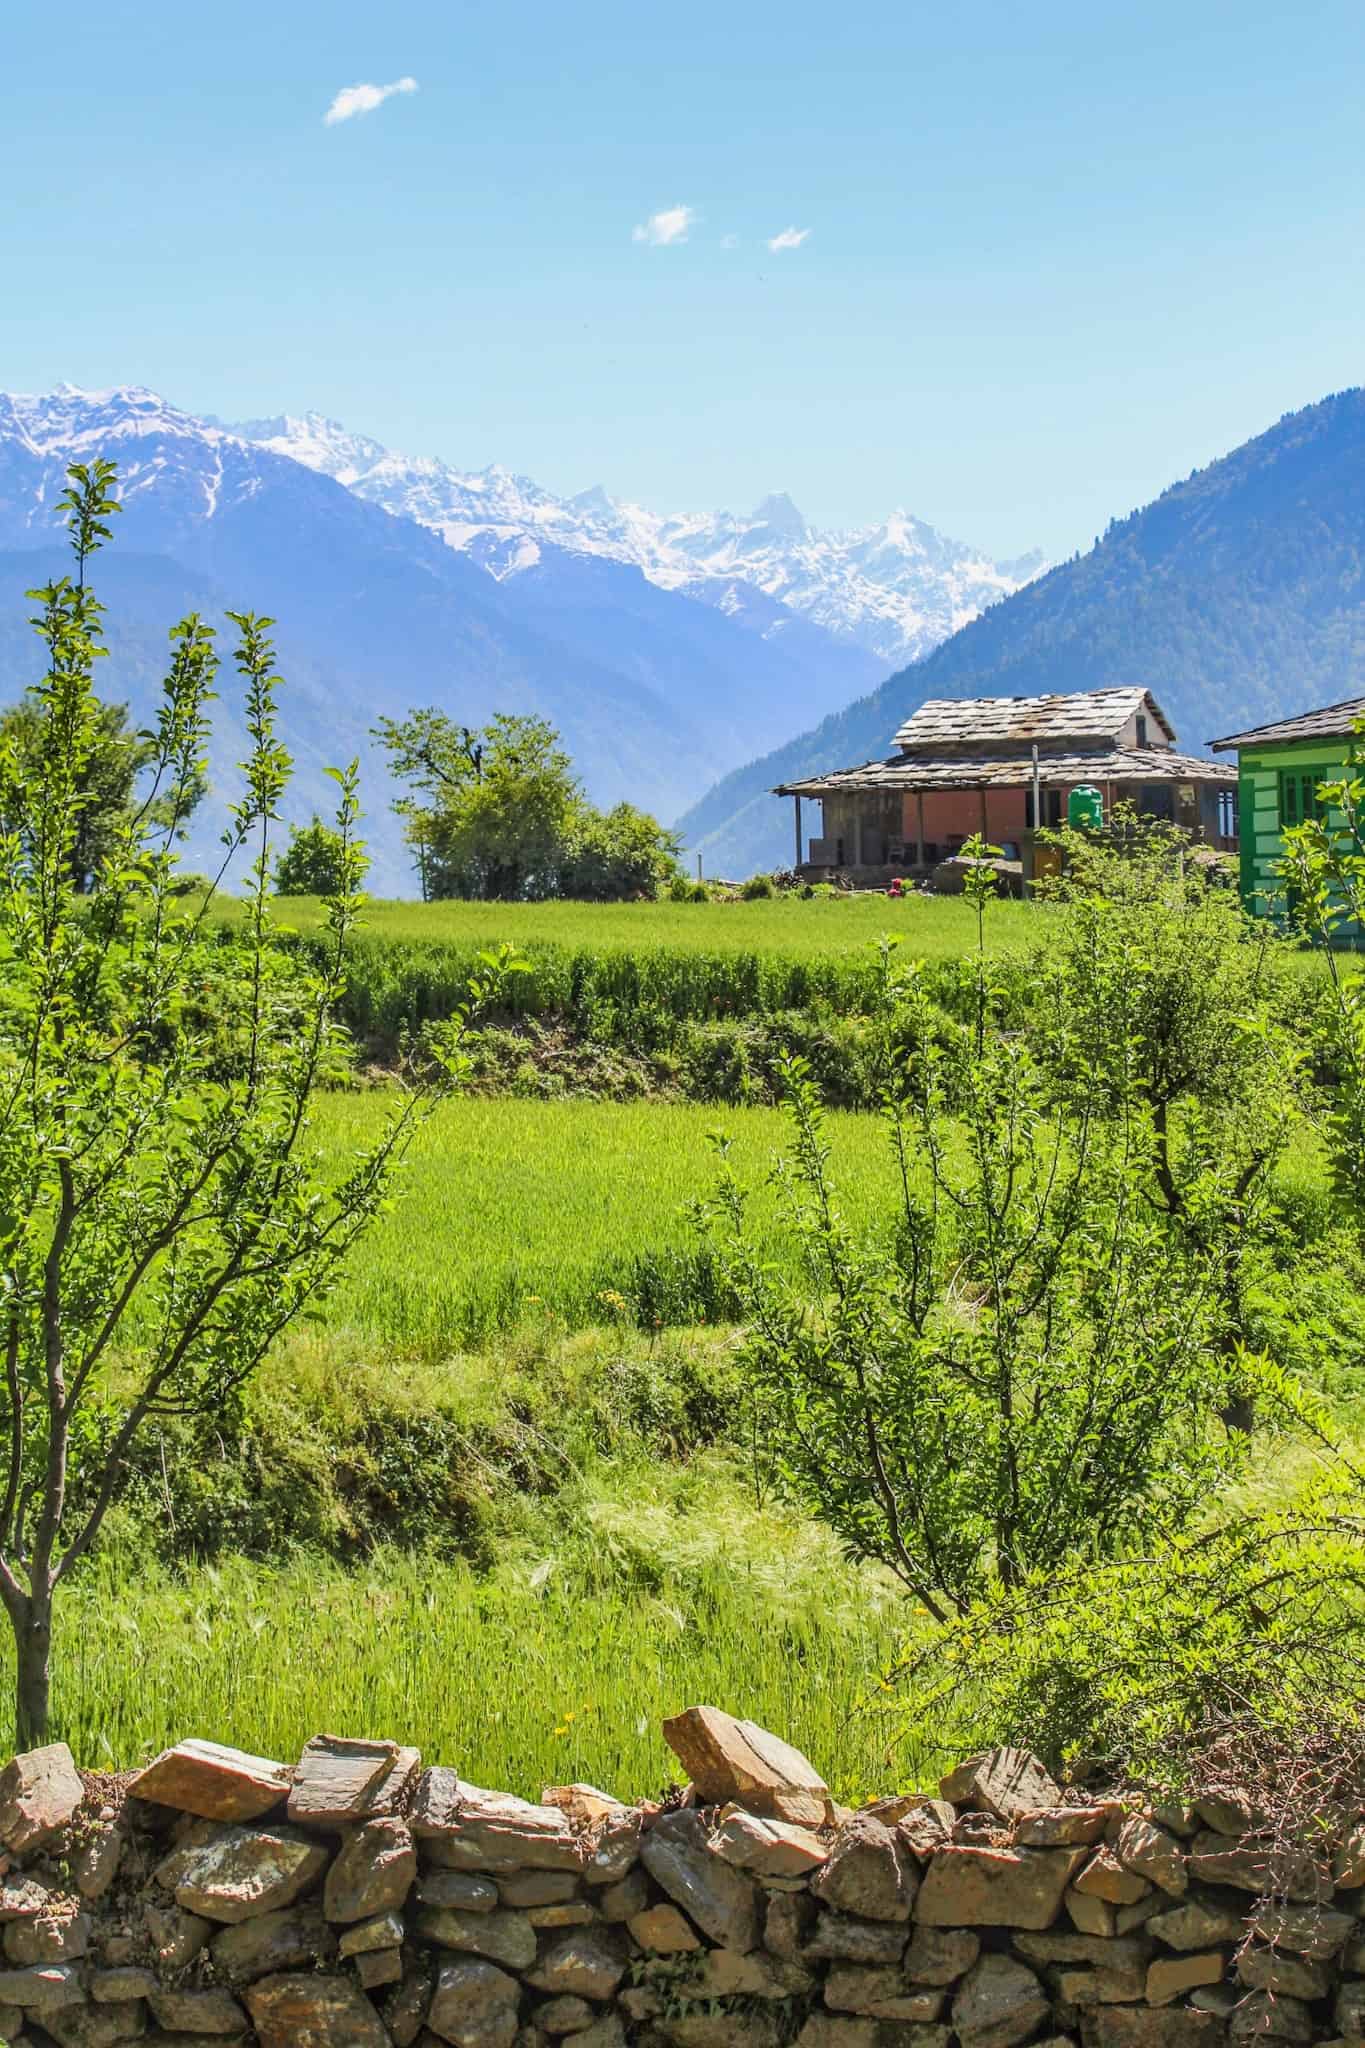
[
  {"xmin": 274, "ymin": 814, "xmax": 363, "ymax": 898},
  {"xmin": 375, "ymin": 708, "xmax": 681, "ymax": 901},
  {"xmin": 0, "ymin": 461, "xmax": 501, "ymax": 1743},
  {"xmin": 0, "ymin": 693, "xmax": 205, "ymax": 894}
]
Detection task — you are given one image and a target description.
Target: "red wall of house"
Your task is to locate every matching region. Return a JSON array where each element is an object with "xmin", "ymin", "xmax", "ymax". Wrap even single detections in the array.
[{"xmin": 902, "ymin": 787, "xmax": 1029, "ymax": 845}]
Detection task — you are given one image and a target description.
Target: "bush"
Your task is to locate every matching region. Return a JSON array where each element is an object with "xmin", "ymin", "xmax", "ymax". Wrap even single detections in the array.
[{"xmin": 741, "ymin": 872, "xmax": 776, "ymax": 899}]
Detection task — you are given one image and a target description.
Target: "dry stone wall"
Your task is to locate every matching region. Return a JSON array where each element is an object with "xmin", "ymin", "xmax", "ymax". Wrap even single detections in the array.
[{"xmin": 0, "ymin": 1711, "xmax": 1358, "ymax": 2045}]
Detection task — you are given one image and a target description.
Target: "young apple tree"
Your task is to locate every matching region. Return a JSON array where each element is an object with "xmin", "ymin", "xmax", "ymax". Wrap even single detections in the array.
[{"xmin": 0, "ymin": 462, "xmax": 499, "ymax": 1743}]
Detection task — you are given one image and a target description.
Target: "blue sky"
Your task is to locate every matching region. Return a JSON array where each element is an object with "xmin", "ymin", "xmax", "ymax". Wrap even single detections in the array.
[{"xmin": 1, "ymin": 0, "xmax": 1362, "ymax": 557}]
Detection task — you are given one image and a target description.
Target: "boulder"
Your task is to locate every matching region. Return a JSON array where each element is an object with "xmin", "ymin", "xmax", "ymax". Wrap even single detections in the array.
[
  {"xmin": 1145, "ymin": 1949, "xmax": 1224, "ymax": 2004},
  {"xmin": 414, "ymin": 1776, "xmax": 584, "ymax": 1873},
  {"xmin": 1188, "ymin": 1828, "xmax": 1329, "ymax": 1902},
  {"xmin": 660, "ymin": 1707, "xmax": 833, "ymax": 1826},
  {"xmin": 804, "ymin": 1912, "xmax": 906, "ymax": 1964},
  {"xmin": 914, "ymin": 1844, "xmax": 1086, "ymax": 1928},
  {"xmin": 148, "ymin": 1987, "xmax": 249, "ymax": 2033},
  {"xmin": 952, "ymin": 1954, "xmax": 1048, "ymax": 2048},
  {"xmin": 708, "ymin": 1809, "xmax": 829, "ymax": 1878},
  {"xmin": 823, "ymin": 1964, "xmax": 945, "ymax": 2020},
  {"xmin": 2, "ymin": 1910, "xmax": 89, "ymax": 1964},
  {"xmin": 811, "ymin": 1816, "xmax": 917, "ymax": 1922},
  {"xmin": 157, "ymin": 1822, "xmax": 328, "ymax": 1923},
  {"xmin": 245, "ymin": 1970, "xmax": 389, "ymax": 2046},
  {"xmin": 414, "ymin": 1906, "xmax": 537, "ymax": 1971},
  {"xmin": 1146, "ymin": 1895, "xmax": 1247, "ymax": 1950},
  {"xmin": 0, "ymin": 1745, "xmax": 84, "ymax": 1852},
  {"xmin": 1115, "ymin": 1815, "xmax": 1187, "ymax": 1897},
  {"xmin": 640, "ymin": 1810, "xmax": 759, "ymax": 1951},
  {"xmin": 940, "ymin": 1749, "xmax": 1060, "ymax": 1822},
  {"xmin": 209, "ymin": 1905, "xmax": 338, "ymax": 1986},
  {"xmin": 626, "ymin": 1903, "xmax": 701, "ymax": 1953},
  {"xmin": 126, "ymin": 1740, "xmax": 290, "ymax": 1823},
  {"xmin": 324, "ymin": 1817, "xmax": 416, "ymax": 1923},
  {"xmin": 1071, "ymin": 1845, "xmax": 1150, "ymax": 1905},
  {"xmin": 1079, "ymin": 2012, "xmax": 1227, "ymax": 2045},
  {"xmin": 903, "ymin": 1925, "xmax": 980, "ymax": 1983},
  {"xmin": 287, "ymin": 1734, "xmax": 420, "ymax": 1825},
  {"xmin": 426, "ymin": 1956, "xmax": 521, "ymax": 2048}
]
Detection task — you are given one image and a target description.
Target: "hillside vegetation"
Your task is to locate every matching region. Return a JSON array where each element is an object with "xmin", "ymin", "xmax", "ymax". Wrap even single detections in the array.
[{"xmin": 683, "ymin": 388, "xmax": 1365, "ymax": 872}]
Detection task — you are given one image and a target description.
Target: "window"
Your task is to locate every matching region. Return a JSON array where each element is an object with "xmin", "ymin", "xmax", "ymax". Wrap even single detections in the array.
[
  {"xmin": 1278, "ymin": 764, "xmax": 1336, "ymax": 829},
  {"xmin": 1217, "ymin": 789, "xmax": 1238, "ymax": 840},
  {"xmin": 1135, "ymin": 714, "xmax": 1148, "ymax": 747},
  {"xmin": 1024, "ymin": 788, "xmax": 1062, "ymax": 828}
]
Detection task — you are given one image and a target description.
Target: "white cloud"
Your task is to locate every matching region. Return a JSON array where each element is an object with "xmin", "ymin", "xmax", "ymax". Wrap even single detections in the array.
[
  {"xmin": 632, "ymin": 204, "xmax": 696, "ymax": 246},
  {"xmin": 767, "ymin": 226, "xmax": 810, "ymax": 252},
  {"xmin": 324, "ymin": 76, "xmax": 418, "ymax": 126}
]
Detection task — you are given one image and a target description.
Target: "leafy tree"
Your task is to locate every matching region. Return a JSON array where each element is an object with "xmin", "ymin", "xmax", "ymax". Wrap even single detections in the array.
[
  {"xmin": 0, "ymin": 460, "xmax": 505, "ymax": 1744},
  {"xmin": 702, "ymin": 841, "xmax": 1293, "ymax": 1622},
  {"xmin": 376, "ymin": 708, "xmax": 680, "ymax": 900},
  {"xmin": 274, "ymin": 815, "xmax": 364, "ymax": 898},
  {"xmin": 0, "ymin": 694, "xmax": 205, "ymax": 893}
]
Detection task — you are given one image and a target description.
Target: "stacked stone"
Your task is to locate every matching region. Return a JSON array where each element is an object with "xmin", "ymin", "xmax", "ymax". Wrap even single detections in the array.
[{"xmin": 0, "ymin": 1717, "xmax": 1359, "ymax": 2044}]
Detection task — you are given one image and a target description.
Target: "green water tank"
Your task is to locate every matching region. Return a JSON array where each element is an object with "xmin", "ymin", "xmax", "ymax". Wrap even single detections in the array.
[{"xmin": 1067, "ymin": 784, "xmax": 1104, "ymax": 831}]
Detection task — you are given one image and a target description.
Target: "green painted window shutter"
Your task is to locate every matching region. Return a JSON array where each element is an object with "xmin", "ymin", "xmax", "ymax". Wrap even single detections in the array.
[{"xmin": 1278, "ymin": 763, "xmax": 1337, "ymax": 828}]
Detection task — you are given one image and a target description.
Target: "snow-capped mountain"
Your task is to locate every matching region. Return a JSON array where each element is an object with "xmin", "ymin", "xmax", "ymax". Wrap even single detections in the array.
[
  {"xmin": 0, "ymin": 385, "xmax": 890, "ymax": 883},
  {"xmin": 234, "ymin": 413, "xmax": 1045, "ymax": 667}
]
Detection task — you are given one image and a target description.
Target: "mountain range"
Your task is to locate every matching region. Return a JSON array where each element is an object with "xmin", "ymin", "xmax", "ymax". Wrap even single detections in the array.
[
  {"xmin": 0, "ymin": 386, "xmax": 1034, "ymax": 888},
  {"xmin": 681, "ymin": 389, "xmax": 1365, "ymax": 874}
]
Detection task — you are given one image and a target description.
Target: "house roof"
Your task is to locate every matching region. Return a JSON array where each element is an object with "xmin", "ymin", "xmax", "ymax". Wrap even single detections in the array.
[
  {"xmin": 894, "ymin": 687, "xmax": 1176, "ymax": 752},
  {"xmin": 775, "ymin": 746, "xmax": 1236, "ymax": 799},
  {"xmin": 1209, "ymin": 696, "xmax": 1365, "ymax": 751}
]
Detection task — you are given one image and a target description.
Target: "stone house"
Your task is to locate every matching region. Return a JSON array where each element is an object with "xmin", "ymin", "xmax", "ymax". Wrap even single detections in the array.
[{"xmin": 775, "ymin": 688, "xmax": 1239, "ymax": 884}]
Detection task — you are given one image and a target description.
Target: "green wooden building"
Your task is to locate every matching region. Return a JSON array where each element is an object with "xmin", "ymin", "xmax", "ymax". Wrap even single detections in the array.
[{"xmin": 1211, "ymin": 695, "xmax": 1365, "ymax": 918}]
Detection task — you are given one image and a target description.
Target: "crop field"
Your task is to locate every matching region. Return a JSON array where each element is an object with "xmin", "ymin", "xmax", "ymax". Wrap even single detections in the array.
[
  {"xmin": 273, "ymin": 890, "xmax": 1046, "ymax": 962},
  {"xmin": 310, "ymin": 1091, "xmax": 900, "ymax": 1347}
]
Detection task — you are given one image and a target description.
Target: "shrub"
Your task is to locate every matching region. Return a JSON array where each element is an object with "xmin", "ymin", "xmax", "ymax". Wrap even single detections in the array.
[{"xmin": 740, "ymin": 872, "xmax": 776, "ymax": 899}]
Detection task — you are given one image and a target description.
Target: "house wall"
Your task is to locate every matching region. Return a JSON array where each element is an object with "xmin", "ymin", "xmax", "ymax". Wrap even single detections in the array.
[{"xmin": 1234, "ymin": 737, "xmax": 1353, "ymax": 922}]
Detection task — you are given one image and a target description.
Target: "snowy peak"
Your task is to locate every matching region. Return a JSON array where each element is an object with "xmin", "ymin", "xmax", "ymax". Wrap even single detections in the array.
[{"xmin": 233, "ymin": 413, "xmax": 1043, "ymax": 666}]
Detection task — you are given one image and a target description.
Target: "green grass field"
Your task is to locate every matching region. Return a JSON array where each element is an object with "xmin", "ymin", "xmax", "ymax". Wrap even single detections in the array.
[
  {"xmin": 274, "ymin": 891, "xmax": 1046, "ymax": 962},
  {"xmin": 310, "ymin": 1091, "xmax": 899, "ymax": 1346}
]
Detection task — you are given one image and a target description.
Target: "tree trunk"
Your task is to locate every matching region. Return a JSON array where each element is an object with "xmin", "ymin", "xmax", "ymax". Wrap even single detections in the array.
[{"xmin": 11, "ymin": 1594, "xmax": 52, "ymax": 1750}]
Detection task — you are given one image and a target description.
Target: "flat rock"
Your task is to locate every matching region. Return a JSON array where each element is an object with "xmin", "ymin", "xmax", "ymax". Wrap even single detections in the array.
[
  {"xmin": 42, "ymin": 2009, "xmax": 158, "ymax": 2048},
  {"xmin": 426, "ymin": 1956, "xmax": 520, "ymax": 2046},
  {"xmin": 91, "ymin": 1967, "xmax": 159, "ymax": 2002},
  {"xmin": 914, "ymin": 1844, "xmax": 1086, "ymax": 1929},
  {"xmin": 287, "ymin": 1733, "xmax": 420, "ymax": 1826},
  {"xmin": 804, "ymin": 1910, "xmax": 906, "ymax": 1964},
  {"xmin": 1079, "ymin": 2012, "xmax": 1227, "ymax": 2046},
  {"xmin": 71, "ymin": 1822, "xmax": 124, "ymax": 1904},
  {"xmin": 824, "ymin": 1964, "xmax": 944, "ymax": 2020},
  {"xmin": 413, "ymin": 1774, "xmax": 584, "ymax": 1872},
  {"xmin": 1247, "ymin": 1897, "xmax": 1355, "ymax": 1958},
  {"xmin": 1188, "ymin": 1829, "xmax": 1329, "ymax": 1902},
  {"xmin": 903, "ymin": 1925, "xmax": 980, "ymax": 1983},
  {"xmin": 1065, "ymin": 1886, "xmax": 1116, "ymax": 1936},
  {"xmin": 1145, "ymin": 1949, "xmax": 1224, "ymax": 2004},
  {"xmin": 209, "ymin": 1905, "xmax": 338, "ymax": 1986},
  {"xmin": 660, "ymin": 1705, "xmax": 833, "ymax": 1826},
  {"xmin": 245, "ymin": 1970, "xmax": 388, "ymax": 2046},
  {"xmin": 640, "ymin": 1809, "xmax": 759, "ymax": 1951},
  {"xmin": 1237, "ymin": 1945, "xmax": 1329, "ymax": 1999},
  {"xmin": 357, "ymin": 1946, "xmax": 403, "ymax": 1990},
  {"xmin": 0, "ymin": 1878, "xmax": 52, "ymax": 1923},
  {"xmin": 3, "ymin": 1909, "xmax": 89, "ymax": 1964},
  {"xmin": 764, "ymin": 1889, "xmax": 818, "ymax": 1960},
  {"xmin": 417, "ymin": 1871, "xmax": 499, "ymax": 1913},
  {"xmin": 1229, "ymin": 1989, "xmax": 1312, "ymax": 2041},
  {"xmin": 324, "ymin": 1816, "xmax": 416, "ymax": 1923},
  {"xmin": 795, "ymin": 2023, "xmax": 950, "ymax": 2048},
  {"xmin": 1015, "ymin": 1806, "xmax": 1110, "ymax": 1848},
  {"xmin": 691, "ymin": 1946, "xmax": 813, "ymax": 2000},
  {"xmin": 541, "ymin": 1784, "xmax": 622, "ymax": 1826},
  {"xmin": 145, "ymin": 1903, "xmax": 214, "ymax": 1968},
  {"xmin": 525, "ymin": 1926, "xmax": 629, "ymax": 2001},
  {"xmin": 708, "ymin": 1808, "xmax": 829, "ymax": 1878},
  {"xmin": 1114, "ymin": 1815, "xmax": 1186, "ymax": 1896},
  {"xmin": 580, "ymin": 1808, "xmax": 641, "ymax": 1887},
  {"xmin": 1146, "ymin": 1895, "xmax": 1247, "ymax": 1949},
  {"xmin": 414, "ymin": 1905, "xmax": 536, "ymax": 1970},
  {"xmin": 1072, "ymin": 1845, "xmax": 1150, "ymax": 1905},
  {"xmin": 149, "ymin": 1986, "xmax": 248, "ymax": 2033},
  {"xmin": 1013, "ymin": 1934, "xmax": 1149, "ymax": 1970},
  {"xmin": 952, "ymin": 1954, "xmax": 1048, "ymax": 2048},
  {"xmin": 811, "ymin": 1815, "xmax": 916, "ymax": 1922},
  {"xmin": 0, "ymin": 1745, "xmax": 84, "ymax": 1853},
  {"xmin": 627, "ymin": 1902, "xmax": 701, "ymax": 1952},
  {"xmin": 158, "ymin": 1822, "xmax": 328, "ymax": 1923},
  {"xmin": 941, "ymin": 1749, "xmax": 1060, "ymax": 1823},
  {"xmin": 339, "ymin": 1909, "xmax": 405, "ymax": 1956},
  {"xmin": 127, "ymin": 1740, "xmax": 290, "ymax": 1823},
  {"xmin": 0, "ymin": 1961, "xmax": 83, "ymax": 2009}
]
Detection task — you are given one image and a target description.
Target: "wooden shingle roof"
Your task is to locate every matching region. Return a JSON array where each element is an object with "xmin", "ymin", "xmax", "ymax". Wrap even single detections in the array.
[
  {"xmin": 894, "ymin": 688, "xmax": 1175, "ymax": 752},
  {"xmin": 1210, "ymin": 697, "xmax": 1365, "ymax": 751}
]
